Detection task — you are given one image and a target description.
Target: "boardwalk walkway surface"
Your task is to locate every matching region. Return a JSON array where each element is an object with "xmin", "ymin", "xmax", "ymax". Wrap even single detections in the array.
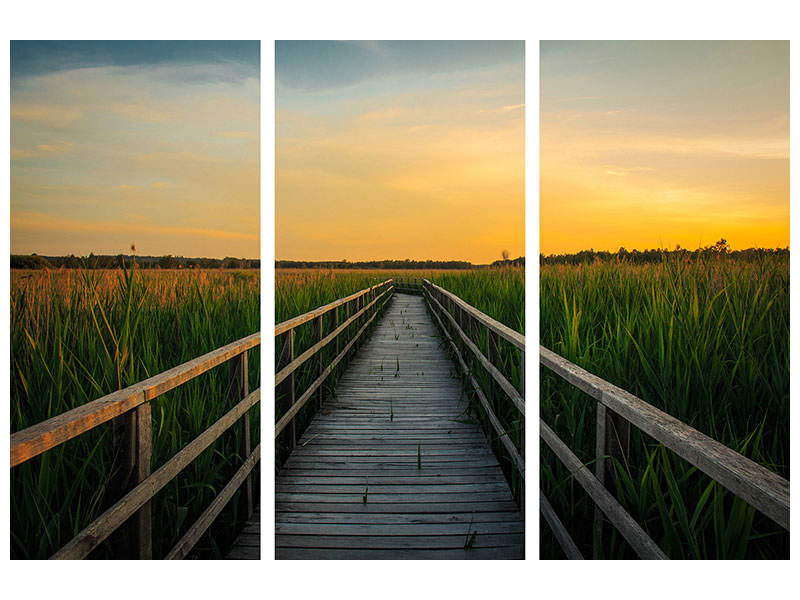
[
  {"xmin": 276, "ymin": 293, "xmax": 524, "ymax": 559},
  {"xmin": 226, "ymin": 506, "xmax": 260, "ymax": 559}
]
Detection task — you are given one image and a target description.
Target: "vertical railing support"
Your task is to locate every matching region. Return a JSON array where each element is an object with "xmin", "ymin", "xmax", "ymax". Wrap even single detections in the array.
[
  {"xmin": 277, "ymin": 330, "xmax": 296, "ymax": 449},
  {"xmin": 594, "ymin": 403, "xmax": 607, "ymax": 559},
  {"xmin": 231, "ymin": 351, "xmax": 252, "ymax": 521},
  {"xmin": 315, "ymin": 315, "xmax": 324, "ymax": 411},
  {"xmin": 110, "ymin": 398, "xmax": 152, "ymax": 559},
  {"xmin": 486, "ymin": 327, "xmax": 500, "ymax": 447}
]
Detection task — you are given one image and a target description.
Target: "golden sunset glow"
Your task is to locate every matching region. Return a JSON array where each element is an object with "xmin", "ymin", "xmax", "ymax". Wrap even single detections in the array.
[
  {"xmin": 10, "ymin": 41, "xmax": 260, "ymax": 258},
  {"xmin": 540, "ymin": 41, "xmax": 789, "ymax": 255},
  {"xmin": 276, "ymin": 41, "xmax": 524, "ymax": 264}
]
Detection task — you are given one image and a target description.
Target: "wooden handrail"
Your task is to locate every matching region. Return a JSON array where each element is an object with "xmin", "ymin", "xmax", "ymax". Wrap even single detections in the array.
[
  {"xmin": 11, "ymin": 332, "xmax": 261, "ymax": 559},
  {"xmin": 424, "ymin": 280, "xmax": 524, "ymax": 350},
  {"xmin": 426, "ymin": 294, "xmax": 525, "ymax": 479},
  {"xmin": 275, "ymin": 286, "xmax": 392, "ymax": 386},
  {"xmin": 420, "ymin": 279, "xmax": 525, "ymax": 509},
  {"xmin": 52, "ymin": 389, "xmax": 261, "ymax": 559},
  {"xmin": 425, "ymin": 288, "xmax": 524, "ymax": 415},
  {"xmin": 275, "ymin": 280, "xmax": 394, "ymax": 450},
  {"xmin": 275, "ymin": 280, "xmax": 393, "ymax": 336},
  {"xmin": 541, "ymin": 419, "xmax": 668, "ymax": 559},
  {"xmin": 11, "ymin": 332, "xmax": 260, "ymax": 467},
  {"xmin": 540, "ymin": 345, "xmax": 790, "ymax": 532}
]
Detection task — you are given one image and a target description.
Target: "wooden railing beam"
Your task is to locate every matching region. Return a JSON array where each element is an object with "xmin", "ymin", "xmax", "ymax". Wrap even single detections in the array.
[
  {"xmin": 541, "ymin": 419, "xmax": 667, "ymax": 560},
  {"xmin": 540, "ymin": 344, "xmax": 790, "ymax": 531},
  {"xmin": 51, "ymin": 389, "xmax": 261, "ymax": 559},
  {"xmin": 10, "ymin": 332, "xmax": 260, "ymax": 467}
]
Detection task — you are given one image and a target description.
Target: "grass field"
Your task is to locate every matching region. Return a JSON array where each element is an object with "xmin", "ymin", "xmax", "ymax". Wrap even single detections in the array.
[
  {"xmin": 10, "ymin": 267, "xmax": 260, "ymax": 559},
  {"xmin": 275, "ymin": 267, "xmax": 525, "ymax": 498},
  {"xmin": 540, "ymin": 255, "xmax": 789, "ymax": 558}
]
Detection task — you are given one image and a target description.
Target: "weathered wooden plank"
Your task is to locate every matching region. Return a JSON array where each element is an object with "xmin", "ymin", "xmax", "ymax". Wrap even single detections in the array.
[
  {"xmin": 226, "ymin": 507, "xmax": 261, "ymax": 560},
  {"xmin": 275, "ymin": 483, "xmax": 510, "ymax": 494},
  {"xmin": 276, "ymin": 512, "xmax": 524, "ymax": 525},
  {"xmin": 276, "ymin": 501, "xmax": 520, "ymax": 513},
  {"xmin": 276, "ymin": 533, "xmax": 524, "ymax": 549},
  {"xmin": 540, "ymin": 419, "xmax": 667, "ymax": 560},
  {"xmin": 11, "ymin": 332, "xmax": 260, "ymax": 467},
  {"xmin": 275, "ymin": 522, "xmax": 524, "ymax": 535},
  {"xmin": 51, "ymin": 389, "xmax": 260, "ymax": 559},
  {"xmin": 280, "ymin": 468, "xmax": 505, "ymax": 478},
  {"xmin": 276, "ymin": 546, "xmax": 522, "ymax": 560},
  {"xmin": 225, "ymin": 546, "xmax": 260, "ymax": 560},
  {"xmin": 540, "ymin": 345, "xmax": 790, "ymax": 531},
  {"xmin": 276, "ymin": 492, "xmax": 513, "ymax": 503}
]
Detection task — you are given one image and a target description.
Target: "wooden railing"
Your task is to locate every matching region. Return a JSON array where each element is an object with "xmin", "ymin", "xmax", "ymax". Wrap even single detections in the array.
[
  {"xmin": 540, "ymin": 345, "xmax": 790, "ymax": 560},
  {"xmin": 393, "ymin": 276, "xmax": 423, "ymax": 294},
  {"xmin": 10, "ymin": 333, "xmax": 261, "ymax": 560},
  {"xmin": 421, "ymin": 279, "xmax": 525, "ymax": 507},
  {"xmin": 275, "ymin": 279, "xmax": 394, "ymax": 451}
]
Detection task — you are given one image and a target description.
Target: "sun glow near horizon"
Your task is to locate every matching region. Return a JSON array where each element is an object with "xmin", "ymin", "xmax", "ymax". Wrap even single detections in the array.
[
  {"xmin": 540, "ymin": 41, "xmax": 789, "ymax": 255},
  {"xmin": 276, "ymin": 41, "xmax": 525, "ymax": 265}
]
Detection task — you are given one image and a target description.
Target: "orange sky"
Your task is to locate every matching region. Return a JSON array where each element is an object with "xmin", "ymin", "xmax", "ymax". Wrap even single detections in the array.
[
  {"xmin": 540, "ymin": 41, "xmax": 789, "ymax": 255},
  {"xmin": 11, "ymin": 41, "xmax": 260, "ymax": 259},
  {"xmin": 276, "ymin": 41, "xmax": 524, "ymax": 264}
]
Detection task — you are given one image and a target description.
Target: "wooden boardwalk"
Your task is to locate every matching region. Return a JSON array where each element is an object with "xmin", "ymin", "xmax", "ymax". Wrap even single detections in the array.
[
  {"xmin": 226, "ymin": 506, "xmax": 260, "ymax": 559},
  {"xmin": 275, "ymin": 293, "xmax": 524, "ymax": 559}
]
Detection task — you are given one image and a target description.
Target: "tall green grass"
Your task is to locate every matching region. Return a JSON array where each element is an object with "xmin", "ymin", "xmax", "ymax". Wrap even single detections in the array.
[
  {"xmin": 10, "ymin": 267, "xmax": 260, "ymax": 559},
  {"xmin": 540, "ymin": 255, "xmax": 789, "ymax": 559}
]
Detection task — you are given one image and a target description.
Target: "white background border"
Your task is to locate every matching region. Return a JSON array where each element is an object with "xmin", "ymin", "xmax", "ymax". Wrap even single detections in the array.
[{"xmin": 2, "ymin": 1, "xmax": 797, "ymax": 599}]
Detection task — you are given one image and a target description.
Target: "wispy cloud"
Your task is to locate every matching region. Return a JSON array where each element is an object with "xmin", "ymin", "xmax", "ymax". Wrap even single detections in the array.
[{"xmin": 11, "ymin": 45, "xmax": 259, "ymax": 258}]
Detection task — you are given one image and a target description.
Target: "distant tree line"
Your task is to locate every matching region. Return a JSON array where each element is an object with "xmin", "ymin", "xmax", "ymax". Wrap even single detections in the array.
[
  {"xmin": 275, "ymin": 257, "xmax": 525, "ymax": 270},
  {"xmin": 10, "ymin": 253, "xmax": 260, "ymax": 270},
  {"xmin": 276, "ymin": 259, "xmax": 478, "ymax": 270},
  {"xmin": 540, "ymin": 239, "xmax": 789, "ymax": 266},
  {"xmin": 489, "ymin": 256, "xmax": 525, "ymax": 268}
]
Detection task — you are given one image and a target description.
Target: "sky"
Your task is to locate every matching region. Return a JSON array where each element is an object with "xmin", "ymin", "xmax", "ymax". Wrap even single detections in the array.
[
  {"xmin": 540, "ymin": 41, "xmax": 789, "ymax": 255},
  {"xmin": 10, "ymin": 41, "xmax": 260, "ymax": 259},
  {"xmin": 276, "ymin": 41, "xmax": 525, "ymax": 264}
]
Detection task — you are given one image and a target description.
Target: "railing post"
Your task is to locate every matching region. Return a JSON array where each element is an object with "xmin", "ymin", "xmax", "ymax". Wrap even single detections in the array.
[
  {"xmin": 594, "ymin": 403, "xmax": 607, "ymax": 559},
  {"xmin": 231, "ymin": 351, "xmax": 252, "ymax": 521},
  {"xmin": 607, "ymin": 409, "xmax": 631, "ymax": 483},
  {"xmin": 277, "ymin": 329, "xmax": 296, "ymax": 449},
  {"xmin": 334, "ymin": 305, "xmax": 340, "ymax": 378},
  {"xmin": 109, "ymin": 398, "xmax": 152, "ymax": 559},
  {"xmin": 344, "ymin": 300, "xmax": 351, "ymax": 360},
  {"xmin": 594, "ymin": 403, "xmax": 630, "ymax": 557},
  {"xmin": 486, "ymin": 327, "xmax": 500, "ymax": 446},
  {"xmin": 315, "ymin": 315, "xmax": 323, "ymax": 411}
]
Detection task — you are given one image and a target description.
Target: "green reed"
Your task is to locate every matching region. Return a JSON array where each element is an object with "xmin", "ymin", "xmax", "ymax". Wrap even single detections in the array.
[
  {"xmin": 10, "ymin": 267, "xmax": 260, "ymax": 559},
  {"xmin": 540, "ymin": 255, "xmax": 789, "ymax": 559}
]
